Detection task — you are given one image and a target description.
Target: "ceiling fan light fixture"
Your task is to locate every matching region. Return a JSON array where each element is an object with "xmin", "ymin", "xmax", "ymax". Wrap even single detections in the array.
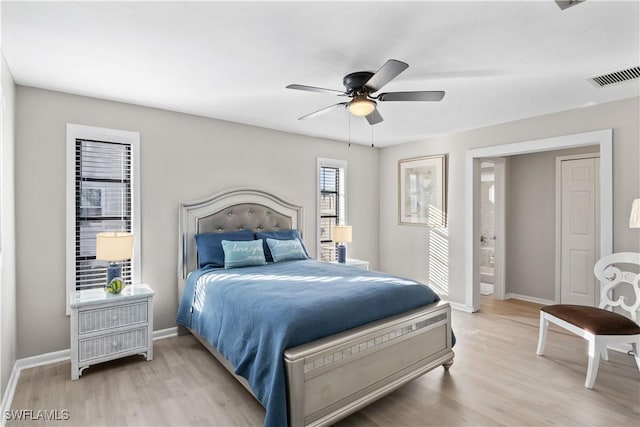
[{"xmin": 348, "ymin": 97, "xmax": 376, "ymax": 117}]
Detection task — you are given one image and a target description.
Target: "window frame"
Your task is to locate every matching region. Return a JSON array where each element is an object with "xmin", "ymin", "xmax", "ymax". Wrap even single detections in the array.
[
  {"xmin": 65, "ymin": 124, "xmax": 141, "ymax": 315},
  {"xmin": 316, "ymin": 158, "xmax": 347, "ymax": 261}
]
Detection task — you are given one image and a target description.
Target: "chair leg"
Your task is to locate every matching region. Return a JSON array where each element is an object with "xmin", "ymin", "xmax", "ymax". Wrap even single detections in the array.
[
  {"xmin": 633, "ymin": 340, "xmax": 640, "ymax": 371},
  {"xmin": 536, "ymin": 313, "xmax": 549, "ymax": 356},
  {"xmin": 600, "ymin": 346, "xmax": 609, "ymax": 361},
  {"xmin": 585, "ymin": 338, "xmax": 601, "ymax": 389}
]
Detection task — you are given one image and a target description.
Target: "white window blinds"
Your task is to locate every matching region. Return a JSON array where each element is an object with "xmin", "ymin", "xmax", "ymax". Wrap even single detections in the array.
[
  {"xmin": 74, "ymin": 139, "xmax": 132, "ymax": 290},
  {"xmin": 319, "ymin": 164, "xmax": 346, "ymax": 262}
]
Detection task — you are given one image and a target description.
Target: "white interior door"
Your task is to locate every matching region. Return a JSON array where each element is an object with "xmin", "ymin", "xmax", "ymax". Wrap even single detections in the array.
[{"xmin": 560, "ymin": 157, "xmax": 599, "ymax": 306}]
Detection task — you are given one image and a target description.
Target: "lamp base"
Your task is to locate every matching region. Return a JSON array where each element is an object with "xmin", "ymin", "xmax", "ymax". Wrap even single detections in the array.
[
  {"xmin": 106, "ymin": 262, "xmax": 121, "ymax": 284},
  {"xmin": 105, "ymin": 263, "xmax": 125, "ymax": 294},
  {"xmin": 337, "ymin": 244, "xmax": 347, "ymax": 264}
]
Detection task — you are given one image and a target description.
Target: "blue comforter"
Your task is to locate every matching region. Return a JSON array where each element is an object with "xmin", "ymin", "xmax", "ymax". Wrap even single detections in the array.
[{"xmin": 176, "ymin": 260, "xmax": 443, "ymax": 427}]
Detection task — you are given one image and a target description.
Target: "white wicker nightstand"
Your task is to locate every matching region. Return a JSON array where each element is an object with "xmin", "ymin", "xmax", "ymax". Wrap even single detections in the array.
[
  {"xmin": 70, "ymin": 284, "xmax": 154, "ymax": 380},
  {"xmin": 330, "ymin": 258, "xmax": 369, "ymax": 270}
]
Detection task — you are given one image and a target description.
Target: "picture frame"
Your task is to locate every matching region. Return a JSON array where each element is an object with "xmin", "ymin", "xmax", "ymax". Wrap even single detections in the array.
[{"xmin": 398, "ymin": 154, "xmax": 446, "ymax": 227}]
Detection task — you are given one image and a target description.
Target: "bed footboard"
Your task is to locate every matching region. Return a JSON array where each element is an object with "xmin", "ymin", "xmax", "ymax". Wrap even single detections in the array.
[{"xmin": 284, "ymin": 301, "xmax": 454, "ymax": 427}]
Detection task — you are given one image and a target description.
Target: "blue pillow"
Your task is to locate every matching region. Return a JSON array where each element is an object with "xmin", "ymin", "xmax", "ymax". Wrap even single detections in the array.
[
  {"xmin": 194, "ymin": 229, "xmax": 254, "ymax": 268},
  {"xmin": 266, "ymin": 238, "xmax": 308, "ymax": 262},
  {"xmin": 255, "ymin": 229, "xmax": 310, "ymax": 262},
  {"xmin": 221, "ymin": 239, "xmax": 267, "ymax": 269}
]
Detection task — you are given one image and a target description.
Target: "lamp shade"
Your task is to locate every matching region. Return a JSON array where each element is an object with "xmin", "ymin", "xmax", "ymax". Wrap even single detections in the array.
[
  {"xmin": 332, "ymin": 225, "xmax": 352, "ymax": 243},
  {"xmin": 96, "ymin": 232, "xmax": 134, "ymax": 262},
  {"xmin": 630, "ymin": 199, "xmax": 640, "ymax": 228}
]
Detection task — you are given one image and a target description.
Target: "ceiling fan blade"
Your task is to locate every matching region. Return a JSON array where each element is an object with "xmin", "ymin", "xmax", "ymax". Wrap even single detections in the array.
[
  {"xmin": 286, "ymin": 84, "xmax": 347, "ymax": 96},
  {"xmin": 298, "ymin": 103, "xmax": 347, "ymax": 120},
  {"xmin": 378, "ymin": 91, "xmax": 445, "ymax": 102},
  {"xmin": 365, "ymin": 109, "xmax": 384, "ymax": 125},
  {"xmin": 364, "ymin": 59, "xmax": 409, "ymax": 92}
]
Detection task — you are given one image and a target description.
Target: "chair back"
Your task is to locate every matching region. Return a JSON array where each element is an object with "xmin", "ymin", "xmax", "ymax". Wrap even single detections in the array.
[{"xmin": 594, "ymin": 252, "xmax": 640, "ymax": 322}]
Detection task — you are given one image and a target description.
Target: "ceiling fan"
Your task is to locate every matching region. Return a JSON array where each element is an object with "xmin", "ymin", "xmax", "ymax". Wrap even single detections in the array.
[{"xmin": 286, "ymin": 59, "xmax": 445, "ymax": 125}]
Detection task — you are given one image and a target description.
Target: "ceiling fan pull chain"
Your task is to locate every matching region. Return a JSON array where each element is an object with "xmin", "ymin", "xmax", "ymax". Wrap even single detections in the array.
[
  {"xmin": 348, "ymin": 111, "xmax": 351, "ymax": 147},
  {"xmin": 371, "ymin": 125, "xmax": 375, "ymax": 148}
]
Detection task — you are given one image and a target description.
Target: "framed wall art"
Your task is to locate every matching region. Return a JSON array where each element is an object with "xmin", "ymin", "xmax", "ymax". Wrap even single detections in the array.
[{"xmin": 398, "ymin": 154, "xmax": 446, "ymax": 227}]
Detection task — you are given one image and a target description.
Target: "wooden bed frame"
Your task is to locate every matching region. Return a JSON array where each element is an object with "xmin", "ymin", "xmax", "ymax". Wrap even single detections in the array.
[{"xmin": 178, "ymin": 188, "xmax": 454, "ymax": 427}]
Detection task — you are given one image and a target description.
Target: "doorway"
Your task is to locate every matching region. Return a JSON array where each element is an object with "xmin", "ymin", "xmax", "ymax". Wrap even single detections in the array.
[
  {"xmin": 479, "ymin": 161, "xmax": 496, "ymax": 297},
  {"xmin": 465, "ymin": 130, "xmax": 613, "ymax": 312},
  {"xmin": 478, "ymin": 158, "xmax": 505, "ymax": 301}
]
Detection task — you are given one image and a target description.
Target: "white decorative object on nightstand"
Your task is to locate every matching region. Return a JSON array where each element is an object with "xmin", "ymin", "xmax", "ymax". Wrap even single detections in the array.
[
  {"xmin": 330, "ymin": 258, "xmax": 369, "ymax": 270},
  {"xmin": 70, "ymin": 284, "xmax": 154, "ymax": 380}
]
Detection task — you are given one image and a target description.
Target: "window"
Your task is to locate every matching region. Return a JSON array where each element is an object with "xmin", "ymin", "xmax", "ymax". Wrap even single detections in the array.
[
  {"xmin": 80, "ymin": 187, "xmax": 104, "ymax": 217},
  {"xmin": 66, "ymin": 124, "xmax": 140, "ymax": 314},
  {"xmin": 317, "ymin": 158, "xmax": 346, "ymax": 261}
]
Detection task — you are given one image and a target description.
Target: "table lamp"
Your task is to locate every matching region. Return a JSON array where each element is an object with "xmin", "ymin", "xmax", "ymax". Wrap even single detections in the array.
[
  {"xmin": 96, "ymin": 231, "xmax": 133, "ymax": 293},
  {"xmin": 630, "ymin": 199, "xmax": 640, "ymax": 228},
  {"xmin": 332, "ymin": 225, "xmax": 352, "ymax": 264}
]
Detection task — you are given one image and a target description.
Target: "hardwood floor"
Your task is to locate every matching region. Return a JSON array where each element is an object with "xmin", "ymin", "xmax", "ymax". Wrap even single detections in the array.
[{"xmin": 8, "ymin": 297, "xmax": 640, "ymax": 426}]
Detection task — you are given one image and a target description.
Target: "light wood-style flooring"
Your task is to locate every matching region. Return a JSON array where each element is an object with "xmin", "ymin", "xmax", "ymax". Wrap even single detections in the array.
[{"xmin": 8, "ymin": 296, "xmax": 640, "ymax": 426}]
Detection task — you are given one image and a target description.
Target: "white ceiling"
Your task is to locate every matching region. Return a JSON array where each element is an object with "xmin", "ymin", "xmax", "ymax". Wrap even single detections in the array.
[{"xmin": 2, "ymin": 0, "xmax": 639, "ymax": 147}]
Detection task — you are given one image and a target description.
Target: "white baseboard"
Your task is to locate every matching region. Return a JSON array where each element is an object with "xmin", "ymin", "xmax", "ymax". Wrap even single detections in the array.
[
  {"xmin": 607, "ymin": 343, "xmax": 634, "ymax": 354},
  {"xmin": 504, "ymin": 293, "xmax": 555, "ymax": 306},
  {"xmin": 0, "ymin": 327, "xmax": 179, "ymax": 424},
  {"xmin": 446, "ymin": 300, "xmax": 475, "ymax": 313},
  {"xmin": 13, "ymin": 349, "xmax": 70, "ymax": 371},
  {"xmin": 153, "ymin": 327, "xmax": 178, "ymax": 340}
]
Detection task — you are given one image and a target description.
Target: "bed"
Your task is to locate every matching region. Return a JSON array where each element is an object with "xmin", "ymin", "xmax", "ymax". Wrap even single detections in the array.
[{"xmin": 177, "ymin": 188, "xmax": 454, "ymax": 427}]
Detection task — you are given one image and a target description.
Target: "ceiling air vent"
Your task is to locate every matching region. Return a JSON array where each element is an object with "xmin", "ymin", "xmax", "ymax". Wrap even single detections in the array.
[
  {"xmin": 555, "ymin": 0, "xmax": 584, "ymax": 11},
  {"xmin": 589, "ymin": 66, "xmax": 640, "ymax": 87}
]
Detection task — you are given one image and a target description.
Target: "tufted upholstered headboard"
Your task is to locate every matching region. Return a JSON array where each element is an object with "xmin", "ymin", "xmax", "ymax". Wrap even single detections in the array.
[{"xmin": 178, "ymin": 188, "xmax": 304, "ymax": 296}]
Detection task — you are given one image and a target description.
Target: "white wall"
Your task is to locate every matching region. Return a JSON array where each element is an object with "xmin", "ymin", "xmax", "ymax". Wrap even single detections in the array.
[
  {"xmin": 11, "ymin": 85, "xmax": 640, "ymax": 358},
  {"xmin": 15, "ymin": 86, "xmax": 380, "ymax": 358},
  {"xmin": 0, "ymin": 53, "xmax": 17, "ymax": 399},
  {"xmin": 379, "ymin": 97, "xmax": 640, "ymax": 306}
]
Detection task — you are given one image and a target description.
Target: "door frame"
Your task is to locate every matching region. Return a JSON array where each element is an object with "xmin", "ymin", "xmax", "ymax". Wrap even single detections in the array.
[
  {"xmin": 465, "ymin": 129, "xmax": 612, "ymax": 312},
  {"xmin": 555, "ymin": 153, "xmax": 601, "ymax": 305}
]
